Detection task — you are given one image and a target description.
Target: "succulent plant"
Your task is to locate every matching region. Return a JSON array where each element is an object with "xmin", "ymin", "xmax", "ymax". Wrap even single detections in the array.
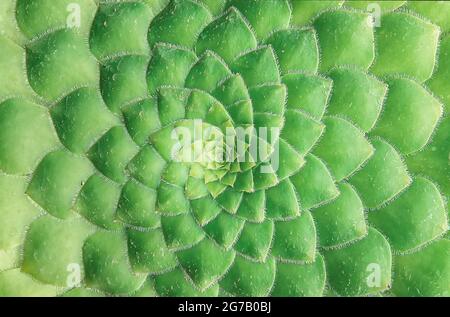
[{"xmin": 0, "ymin": 0, "xmax": 449, "ymax": 297}]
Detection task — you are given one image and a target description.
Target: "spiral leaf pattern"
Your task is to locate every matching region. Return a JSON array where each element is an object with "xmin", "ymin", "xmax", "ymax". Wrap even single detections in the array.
[{"xmin": 0, "ymin": 0, "xmax": 449, "ymax": 297}]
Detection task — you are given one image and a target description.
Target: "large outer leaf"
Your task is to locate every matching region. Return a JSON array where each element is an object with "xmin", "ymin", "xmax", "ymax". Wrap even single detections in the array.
[{"xmin": 0, "ymin": 0, "xmax": 448, "ymax": 297}]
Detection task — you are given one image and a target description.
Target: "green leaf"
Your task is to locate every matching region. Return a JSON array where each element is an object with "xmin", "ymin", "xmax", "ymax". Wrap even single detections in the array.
[
  {"xmin": 148, "ymin": 0, "xmax": 212, "ymax": 48},
  {"xmin": 313, "ymin": 183, "xmax": 366, "ymax": 248},
  {"xmin": 281, "ymin": 109, "xmax": 324, "ymax": 155},
  {"xmin": 185, "ymin": 51, "xmax": 231, "ymax": 92},
  {"xmin": 234, "ymin": 169, "xmax": 254, "ymax": 192},
  {"xmin": 314, "ymin": 10, "xmax": 374, "ymax": 71},
  {"xmin": 0, "ymin": 98, "xmax": 59, "ymax": 174},
  {"xmin": 323, "ymin": 227, "xmax": 392, "ymax": 296},
  {"xmin": 236, "ymin": 190, "xmax": 266, "ymax": 223},
  {"xmin": 149, "ymin": 124, "xmax": 179, "ymax": 161},
  {"xmin": 16, "ymin": 0, "xmax": 96, "ymax": 39},
  {"xmin": 204, "ymin": 102, "xmax": 235, "ymax": 132},
  {"xmin": 408, "ymin": 1, "xmax": 450, "ymax": 32},
  {"xmin": 127, "ymin": 145, "xmax": 166, "ymax": 189},
  {"xmin": 146, "ymin": 44, "xmax": 197, "ymax": 94},
  {"xmin": 290, "ymin": 1, "xmax": 344, "ymax": 27},
  {"xmin": 157, "ymin": 182, "xmax": 190, "ymax": 215},
  {"xmin": 100, "ymin": 55, "xmax": 149, "ymax": 114},
  {"xmin": 155, "ymin": 268, "xmax": 219, "ymax": 297},
  {"xmin": 392, "ymin": 239, "xmax": 450, "ymax": 297},
  {"xmin": 406, "ymin": 117, "xmax": 450, "ymax": 212},
  {"xmin": 117, "ymin": 180, "xmax": 159, "ymax": 228},
  {"xmin": 371, "ymin": 78, "xmax": 443, "ymax": 155},
  {"xmin": 196, "ymin": 7, "xmax": 257, "ymax": 64},
  {"xmin": 371, "ymin": 12, "xmax": 440, "ymax": 82},
  {"xmin": 22, "ymin": 215, "xmax": 93, "ymax": 286},
  {"xmin": 234, "ymin": 220, "xmax": 274, "ymax": 261},
  {"xmin": 227, "ymin": 0, "xmax": 290, "ymax": 40},
  {"xmin": 185, "ymin": 176, "xmax": 209, "ymax": 199},
  {"xmin": 27, "ymin": 150, "xmax": 94, "ymax": 219},
  {"xmin": 206, "ymin": 181, "xmax": 227, "ymax": 198},
  {"xmin": 157, "ymin": 87, "xmax": 189, "ymax": 126},
  {"xmin": 253, "ymin": 163, "xmax": 279, "ymax": 191},
  {"xmin": 216, "ymin": 188, "xmax": 243, "ymax": 214},
  {"xmin": 220, "ymin": 255, "xmax": 276, "ymax": 297},
  {"xmin": 231, "ymin": 46, "xmax": 280, "ymax": 87},
  {"xmin": 350, "ymin": 138, "xmax": 411, "ymax": 209},
  {"xmin": 249, "ymin": 84, "xmax": 286, "ymax": 115},
  {"xmin": 272, "ymin": 254, "xmax": 326, "ymax": 296},
  {"xmin": 161, "ymin": 214, "xmax": 205, "ymax": 250},
  {"xmin": 83, "ymin": 231, "xmax": 146, "ymax": 295},
  {"xmin": 282, "ymin": 73, "xmax": 332, "ymax": 120},
  {"xmin": 88, "ymin": 126, "xmax": 139, "ymax": 184},
  {"xmin": 0, "ymin": 269, "xmax": 57, "ymax": 297},
  {"xmin": 177, "ymin": 238, "xmax": 235, "ymax": 290},
  {"xmin": 123, "ymin": 98, "xmax": 161, "ymax": 146},
  {"xmin": 161, "ymin": 162, "xmax": 189, "ymax": 187},
  {"xmin": 227, "ymin": 100, "xmax": 253, "ymax": 125},
  {"xmin": 204, "ymin": 212, "xmax": 245, "ymax": 249},
  {"xmin": 0, "ymin": 37, "xmax": 33, "ymax": 99},
  {"xmin": 369, "ymin": 177, "xmax": 447, "ymax": 252},
  {"xmin": 52, "ymin": 88, "xmax": 119, "ymax": 153},
  {"xmin": 271, "ymin": 211, "xmax": 316, "ymax": 262},
  {"xmin": 132, "ymin": 278, "xmax": 157, "ymax": 297},
  {"xmin": 428, "ymin": 34, "xmax": 450, "ymax": 109},
  {"xmin": 275, "ymin": 138, "xmax": 305, "ymax": 181},
  {"xmin": 265, "ymin": 179, "xmax": 300, "ymax": 219},
  {"xmin": 313, "ymin": 116, "xmax": 374, "ymax": 181},
  {"xmin": 291, "ymin": 154, "xmax": 339, "ymax": 210},
  {"xmin": 190, "ymin": 195, "xmax": 222, "ymax": 226},
  {"xmin": 266, "ymin": 28, "xmax": 319, "ymax": 74},
  {"xmin": 75, "ymin": 174, "xmax": 121, "ymax": 230},
  {"xmin": 27, "ymin": 29, "xmax": 98, "ymax": 102},
  {"xmin": 61, "ymin": 287, "xmax": 105, "ymax": 297},
  {"xmin": 212, "ymin": 74, "xmax": 250, "ymax": 106},
  {"xmin": 185, "ymin": 90, "xmax": 218, "ymax": 121},
  {"xmin": 0, "ymin": 174, "xmax": 40, "ymax": 251},
  {"xmin": 345, "ymin": 1, "xmax": 406, "ymax": 12},
  {"xmin": 90, "ymin": 2, "xmax": 152, "ymax": 59},
  {"xmin": 197, "ymin": 0, "xmax": 226, "ymax": 16},
  {"xmin": 327, "ymin": 68, "xmax": 387, "ymax": 132}
]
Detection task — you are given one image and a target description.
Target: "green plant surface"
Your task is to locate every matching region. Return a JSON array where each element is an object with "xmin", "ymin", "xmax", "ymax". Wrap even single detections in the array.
[{"xmin": 0, "ymin": 0, "xmax": 448, "ymax": 297}]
